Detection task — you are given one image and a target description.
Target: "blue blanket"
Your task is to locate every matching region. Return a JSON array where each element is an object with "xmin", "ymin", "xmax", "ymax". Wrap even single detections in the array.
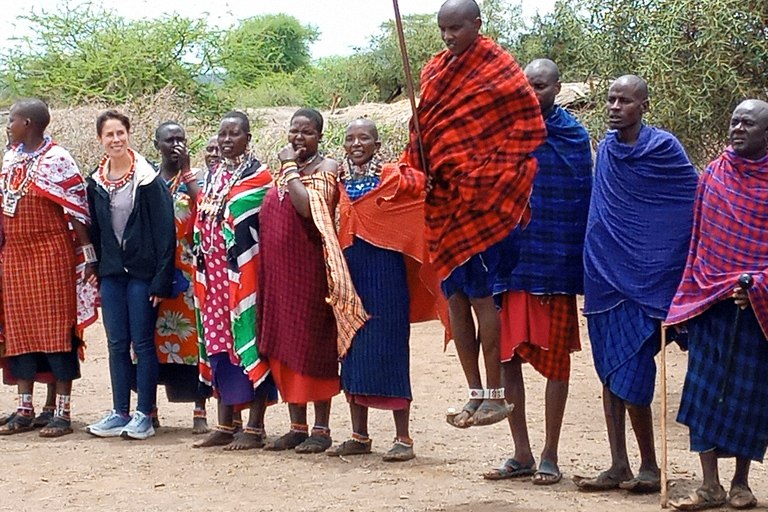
[
  {"xmin": 502, "ymin": 105, "xmax": 593, "ymax": 295},
  {"xmin": 583, "ymin": 125, "xmax": 698, "ymax": 318}
]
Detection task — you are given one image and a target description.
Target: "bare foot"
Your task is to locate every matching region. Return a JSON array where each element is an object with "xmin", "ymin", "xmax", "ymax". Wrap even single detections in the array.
[
  {"xmin": 223, "ymin": 430, "xmax": 265, "ymax": 451},
  {"xmin": 192, "ymin": 430, "xmax": 233, "ymax": 448},
  {"xmin": 192, "ymin": 416, "xmax": 210, "ymax": 435}
]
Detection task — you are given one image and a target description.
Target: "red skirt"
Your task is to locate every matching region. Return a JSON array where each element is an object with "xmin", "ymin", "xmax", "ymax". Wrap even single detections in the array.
[
  {"xmin": 499, "ymin": 291, "xmax": 580, "ymax": 382},
  {"xmin": 269, "ymin": 360, "xmax": 339, "ymax": 404},
  {"xmin": 2, "ymin": 191, "xmax": 76, "ymax": 356}
]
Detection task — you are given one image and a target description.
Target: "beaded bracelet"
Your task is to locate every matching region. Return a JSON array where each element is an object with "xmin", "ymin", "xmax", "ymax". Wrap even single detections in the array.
[
  {"xmin": 82, "ymin": 243, "xmax": 98, "ymax": 264},
  {"xmin": 180, "ymin": 168, "xmax": 197, "ymax": 185},
  {"xmin": 284, "ymin": 172, "xmax": 301, "ymax": 184},
  {"xmin": 281, "ymin": 160, "xmax": 298, "ymax": 174}
]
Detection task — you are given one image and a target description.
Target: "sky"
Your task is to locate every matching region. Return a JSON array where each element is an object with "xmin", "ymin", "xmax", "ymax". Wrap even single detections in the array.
[{"xmin": 1, "ymin": 0, "xmax": 556, "ymax": 59}]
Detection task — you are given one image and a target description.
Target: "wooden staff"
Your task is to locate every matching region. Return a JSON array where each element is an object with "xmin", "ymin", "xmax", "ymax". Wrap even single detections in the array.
[
  {"xmin": 660, "ymin": 321, "xmax": 668, "ymax": 508},
  {"xmin": 392, "ymin": 0, "xmax": 428, "ymax": 173}
]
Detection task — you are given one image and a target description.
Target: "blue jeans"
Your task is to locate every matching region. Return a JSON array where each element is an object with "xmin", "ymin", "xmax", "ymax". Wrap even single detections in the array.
[{"xmin": 100, "ymin": 276, "xmax": 159, "ymax": 415}]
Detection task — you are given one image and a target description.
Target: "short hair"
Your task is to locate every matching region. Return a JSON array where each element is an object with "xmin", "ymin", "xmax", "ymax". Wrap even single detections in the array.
[
  {"xmin": 220, "ymin": 111, "xmax": 250, "ymax": 133},
  {"xmin": 12, "ymin": 98, "xmax": 51, "ymax": 132},
  {"xmin": 291, "ymin": 107, "xmax": 324, "ymax": 133},
  {"xmin": 440, "ymin": 0, "xmax": 481, "ymax": 20},
  {"xmin": 96, "ymin": 110, "xmax": 131, "ymax": 136},
  {"xmin": 154, "ymin": 121, "xmax": 184, "ymax": 142}
]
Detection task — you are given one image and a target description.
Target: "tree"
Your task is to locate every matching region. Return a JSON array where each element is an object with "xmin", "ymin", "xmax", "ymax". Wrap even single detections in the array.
[
  {"xmin": 217, "ymin": 14, "xmax": 319, "ymax": 87},
  {"xmin": 0, "ymin": 2, "xmax": 215, "ymax": 107}
]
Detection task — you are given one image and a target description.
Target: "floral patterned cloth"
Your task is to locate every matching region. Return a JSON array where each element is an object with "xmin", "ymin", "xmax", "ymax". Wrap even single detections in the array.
[{"xmin": 154, "ymin": 182, "xmax": 198, "ymax": 365}]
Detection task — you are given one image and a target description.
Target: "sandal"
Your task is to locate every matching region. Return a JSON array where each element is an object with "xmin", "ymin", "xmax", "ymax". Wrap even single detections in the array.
[
  {"xmin": 670, "ymin": 485, "xmax": 727, "ymax": 511},
  {"xmin": 483, "ymin": 458, "xmax": 536, "ymax": 480},
  {"xmin": 328, "ymin": 438, "xmax": 372, "ymax": 457},
  {"xmin": 0, "ymin": 412, "xmax": 34, "ymax": 435},
  {"xmin": 446, "ymin": 401, "xmax": 479, "ymax": 429},
  {"xmin": 619, "ymin": 470, "xmax": 661, "ymax": 493},
  {"xmin": 39, "ymin": 417, "xmax": 73, "ymax": 438},
  {"xmin": 729, "ymin": 485, "xmax": 758, "ymax": 510},
  {"xmin": 468, "ymin": 400, "xmax": 515, "ymax": 427},
  {"xmin": 263, "ymin": 430, "xmax": 309, "ymax": 451},
  {"xmin": 382, "ymin": 439, "xmax": 415, "ymax": 462},
  {"xmin": 573, "ymin": 470, "xmax": 628, "ymax": 491},
  {"xmin": 532, "ymin": 460, "xmax": 562, "ymax": 486},
  {"xmin": 295, "ymin": 432, "xmax": 333, "ymax": 454},
  {"xmin": 0, "ymin": 412, "xmax": 16, "ymax": 427},
  {"xmin": 33, "ymin": 409, "xmax": 55, "ymax": 429}
]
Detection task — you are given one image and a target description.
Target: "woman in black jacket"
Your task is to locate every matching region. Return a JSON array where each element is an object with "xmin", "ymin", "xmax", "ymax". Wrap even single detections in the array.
[{"xmin": 85, "ymin": 110, "xmax": 175, "ymax": 440}]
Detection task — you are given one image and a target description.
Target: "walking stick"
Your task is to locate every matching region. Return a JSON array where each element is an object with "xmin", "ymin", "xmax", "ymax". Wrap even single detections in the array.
[
  {"xmin": 720, "ymin": 273, "xmax": 754, "ymax": 402},
  {"xmin": 392, "ymin": 0, "xmax": 429, "ymax": 174},
  {"xmin": 660, "ymin": 321, "xmax": 669, "ymax": 508}
]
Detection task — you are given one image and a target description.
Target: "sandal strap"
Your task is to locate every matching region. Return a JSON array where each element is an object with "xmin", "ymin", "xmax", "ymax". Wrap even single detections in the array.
[{"xmin": 468, "ymin": 388, "xmax": 505, "ymax": 400}]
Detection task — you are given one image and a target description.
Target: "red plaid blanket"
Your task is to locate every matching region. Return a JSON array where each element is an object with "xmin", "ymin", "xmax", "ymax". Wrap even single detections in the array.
[
  {"xmin": 666, "ymin": 148, "xmax": 768, "ymax": 336},
  {"xmin": 397, "ymin": 36, "xmax": 546, "ymax": 280}
]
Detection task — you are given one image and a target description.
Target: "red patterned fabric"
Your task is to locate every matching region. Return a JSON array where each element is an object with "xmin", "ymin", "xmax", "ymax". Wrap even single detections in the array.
[
  {"xmin": 2, "ymin": 191, "xmax": 76, "ymax": 356},
  {"xmin": 499, "ymin": 291, "xmax": 580, "ymax": 382},
  {"xmin": 667, "ymin": 148, "xmax": 768, "ymax": 336},
  {"xmin": 258, "ymin": 173, "xmax": 340, "ymax": 380},
  {"xmin": 396, "ymin": 36, "xmax": 546, "ymax": 280}
]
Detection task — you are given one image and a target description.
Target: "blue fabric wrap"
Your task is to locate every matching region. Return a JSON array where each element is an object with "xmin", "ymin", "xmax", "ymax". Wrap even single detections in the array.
[
  {"xmin": 583, "ymin": 125, "xmax": 698, "ymax": 319},
  {"xmin": 502, "ymin": 106, "xmax": 593, "ymax": 295}
]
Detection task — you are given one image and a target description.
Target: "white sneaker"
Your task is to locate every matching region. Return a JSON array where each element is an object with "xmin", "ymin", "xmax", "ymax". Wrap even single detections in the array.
[
  {"xmin": 120, "ymin": 411, "xmax": 155, "ymax": 440},
  {"xmin": 86, "ymin": 410, "xmax": 131, "ymax": 437}
]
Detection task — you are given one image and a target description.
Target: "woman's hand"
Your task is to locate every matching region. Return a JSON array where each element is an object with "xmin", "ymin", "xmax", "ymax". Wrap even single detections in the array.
[
  {"xmin": 733, "ymin": 287, "xmax": 751, "ymax": 310},
  {"xmin": 278, "ymin": 143, "xmax": 305, "ymax": 164},
  {"xmin": 83, "ymin": 264, "xmax": 98, "ymax": 287},
  {"xmin": 149, "ymin": 295, "xmax": 164, "ymax": 307}
]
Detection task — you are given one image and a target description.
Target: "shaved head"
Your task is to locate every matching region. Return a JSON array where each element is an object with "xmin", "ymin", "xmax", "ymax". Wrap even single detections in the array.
[
  {"xmin": 11, "ymin": 98, "xmax": 50, "ymax": 132},
  {"xmin": 729, "ymin": 99, "xmax": 768, "ymax": 160},
  {"xmin": 525, "ymin": 58, "xmax": 560, "ymax": 83},
  {"xmin": 346, "ymin": 118, "xmax": 379, "ymax": 141},
  {"xmin": 735, "ymin": 99, "xmax": 768, "ymax": 119},
  {"xmin": 611, "ymin": 75, "xmax": 648, "ymax": 102},
  {"xmin": 439, "ymin": 0, "xmax": 481, "ymax": 20}
]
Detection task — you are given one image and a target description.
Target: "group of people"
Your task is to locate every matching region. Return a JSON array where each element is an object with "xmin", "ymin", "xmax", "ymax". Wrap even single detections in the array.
[{"xmin": 2, "ymin": 0, "xmax": 768, "ymax": 509}]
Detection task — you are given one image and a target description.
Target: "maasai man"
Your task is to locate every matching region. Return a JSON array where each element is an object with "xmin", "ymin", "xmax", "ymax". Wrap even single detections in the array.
[
  {"xmin": 397, "ymin": 0, "xmax": 546, "ymax": 429},
  {"xmin": 574, "ymin": 75, "xmax": 698, "ymax": 492},
  {"xmin": 666, "ymin": 100, "xmax": 768, "ymax": 511},
  {"xmin": 486, "ymin": 59, "xmax": 592, "ymax": 484},
  {"xmin": 329, "ymin": 119, "xmax": 450, "ymax": 462},
  {"xmin": 0, "ymin": 98, "xmax": 97, "ymax": 438},
  {"xmin": 152, "ymin": 122, "xmax": 211, "ymax": 434}
]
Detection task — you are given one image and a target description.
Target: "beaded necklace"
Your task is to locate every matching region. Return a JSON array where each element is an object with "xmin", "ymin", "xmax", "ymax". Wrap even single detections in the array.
[
  {"xmin": 199, "ymin": 152, "xmax": 250, "ymax": 222},
  {"xmin": 1, "ymin": 136, "xmax": 55, "ymax": 217},
  {"xmin": 96, "ymin": 149, "xmax": 136, "ymax": 196},
  {"xmin": 342, "ymin": 155, "xmax": 383, "ymax": 181},
  {"xmin": 277, "ymin": 153, "xmax": 321, "ymax": 201}
]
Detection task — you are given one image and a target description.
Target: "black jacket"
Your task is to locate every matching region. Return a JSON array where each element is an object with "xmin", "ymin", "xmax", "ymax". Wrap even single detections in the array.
[{"xmin": 87, "ymin": 154, "xmax": 176, "ymax": 298}]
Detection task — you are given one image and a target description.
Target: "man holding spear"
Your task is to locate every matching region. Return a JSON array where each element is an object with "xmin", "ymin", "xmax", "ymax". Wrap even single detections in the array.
[
  {"xmin": 394, "ymin": 0, "xmax": 545, "ymax": 429},
  {"xmin": 665, "ymin": 99, "xmax": 768, "ymax": 511}
]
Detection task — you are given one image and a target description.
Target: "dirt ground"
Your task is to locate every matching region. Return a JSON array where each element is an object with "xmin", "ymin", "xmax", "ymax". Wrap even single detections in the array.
[{"xmin": 0, "ymin": 307, "xmax": 765, "ymax": 512}]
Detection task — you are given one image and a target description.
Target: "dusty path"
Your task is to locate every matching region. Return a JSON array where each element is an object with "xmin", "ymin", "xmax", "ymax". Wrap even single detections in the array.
[{"xmin": 0, "ymin": 308, "xmax": 765, "ymax": 511}]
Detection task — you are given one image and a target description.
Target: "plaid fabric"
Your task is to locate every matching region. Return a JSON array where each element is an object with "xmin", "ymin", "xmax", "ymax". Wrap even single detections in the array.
[
  {"xmin": 587, "ymin": 300, "xmax": 660, "ymax": 407},
  {"xmin": 584, "ymin": 126, "xmax": 698, "ymax": 318},
  {"xmin": 678, "ymin": 300, "xmax": 768, "ymax": 461},
  {"xmin": 502, "ymin": 106, "xmax": 593, "ymax": 295},
  {"xmin": 397, "ymin": 36, "xmax": 546, "ymax": 281},
  {"xmin": 258, "ymin": 174, "xmax": 340, "ymax": 380},
  {"xmin": 500, "ymin": 292, "xmax": 580, "ymax": 382},
  {"xmin": 2, "ymin": 190, "xmax": 76, "ymax": 356},
  {"xmin": 306, "ymin": 172, "xmax": 368, "ymax": 359},
  {"xmin": 667, "ymin": 148, "xmax": 768, "ymax": 338},
  {"xmin": 193, "ymin": 158, "xmax": 272, "ymax": 387}
]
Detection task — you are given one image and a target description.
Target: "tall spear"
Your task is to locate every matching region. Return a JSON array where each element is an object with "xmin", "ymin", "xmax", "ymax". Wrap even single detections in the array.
[{"xmin": 392, "ymin": 0, "xmax": 429, "ymax": 173}]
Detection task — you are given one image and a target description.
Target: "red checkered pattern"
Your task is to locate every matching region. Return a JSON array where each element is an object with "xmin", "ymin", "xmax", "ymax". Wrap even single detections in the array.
[
  {"xmin": 397, "ymin": 36, "xmax": 546, "ymax": 281},
  {"xmin": 2, "ymin": 190, "xmax": 76, "ymax": 356}
]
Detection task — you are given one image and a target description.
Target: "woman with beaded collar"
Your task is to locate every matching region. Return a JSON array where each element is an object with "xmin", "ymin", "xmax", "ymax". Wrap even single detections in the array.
[
  {"xmin": 85, "ymin": 110, "xmax": 176, "ymax": 441},
  {"xmin": 191, "ymin": 111, "xmax": 278, "ymax": 451}
]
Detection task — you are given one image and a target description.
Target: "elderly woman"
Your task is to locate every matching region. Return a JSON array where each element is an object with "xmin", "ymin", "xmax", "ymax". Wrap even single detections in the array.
[
  {"xmin": 191, "ymin": 111, "xmax": 277, "ymax": 451},
  {"xmin": 259, "ymin": 108, "xmax": 366, "ymax": 454},
  {"xmin": 85, "ymin": 110, "xmax": 176, "ymax": 441}
]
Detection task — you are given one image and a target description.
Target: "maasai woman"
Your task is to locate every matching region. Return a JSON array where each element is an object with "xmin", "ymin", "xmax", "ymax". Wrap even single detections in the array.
[
  {"xmin": 0, "ymin": 98, "xmax": 96, "ymax": 438},
  {"xmin": 259, "ymin": 108, "xmax": 366, "ymax": 454},
  {"xmin": 327, "ymin": 119, "xmax": 416, "ymax": 461},
  {"xmin": 85, "ymin": 110, "xmax": 176, "ymax": 441},
  {"xmin": 192, "ymin": 111, "xmax": 277, "ymax": 451},
  {"xmin": 151, "ymin": 121, "xmax": 212, "ymax": 434}
]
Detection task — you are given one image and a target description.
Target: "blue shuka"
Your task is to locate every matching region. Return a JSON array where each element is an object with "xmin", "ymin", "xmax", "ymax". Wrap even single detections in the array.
[
  {"xmin": 584, "ymin": 125, "xmax": 698, "ymax": 405},
  {"xmin": 500, "ymin": 105, "xmax": 593, "ymax": 295}
]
